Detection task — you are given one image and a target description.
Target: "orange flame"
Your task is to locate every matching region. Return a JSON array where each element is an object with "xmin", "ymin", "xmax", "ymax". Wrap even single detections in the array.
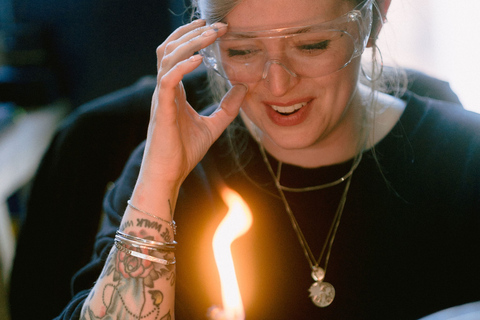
[{"xmin": 212, "ymin": 188, "xmax": 253, "ymax": 320}]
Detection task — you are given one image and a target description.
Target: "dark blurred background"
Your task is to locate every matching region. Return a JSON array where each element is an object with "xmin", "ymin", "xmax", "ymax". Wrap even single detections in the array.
[
  {"xmin": 0, "ymin": 1, "xmax": 190, "ymax": 319},
  {"xmin": 1, "ymin": 0, "xmax": 189, "ymax": 108}
]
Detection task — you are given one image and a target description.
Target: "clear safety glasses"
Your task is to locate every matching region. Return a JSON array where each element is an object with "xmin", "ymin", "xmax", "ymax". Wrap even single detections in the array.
[{"xmin": 201, "ymin": 0, "xmax": 373, "ymax": 82}]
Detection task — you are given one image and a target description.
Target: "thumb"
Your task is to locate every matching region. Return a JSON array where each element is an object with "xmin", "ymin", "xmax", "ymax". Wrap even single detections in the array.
[{"xmin": 206, "ymin": 84, "xmax": 248, "ymax": 139}]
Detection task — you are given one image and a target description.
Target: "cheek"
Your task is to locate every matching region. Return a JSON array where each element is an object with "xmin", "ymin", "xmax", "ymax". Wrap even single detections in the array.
[
  {"xmin": 319, "ymin": 60, "xmax": 360, "ymax": 102},
  {"xmin": 343, "ymin": 57, "xmax": 362, "ymax": 86},
  {"xmin": 239, "ymin": 95, "xmax": 261, "ymax": 124}
]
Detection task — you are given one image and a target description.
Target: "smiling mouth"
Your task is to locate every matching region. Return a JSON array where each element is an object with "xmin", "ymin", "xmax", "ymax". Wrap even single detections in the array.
[{"xmin": 270, "ymin": 102, "xmax": 308, "ymax": 115}]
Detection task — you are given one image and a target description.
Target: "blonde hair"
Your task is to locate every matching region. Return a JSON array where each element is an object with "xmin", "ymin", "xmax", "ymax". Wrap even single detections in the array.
[{"xmin": 192, "ymin": 0, "xmax": 241, "ymax": 23}]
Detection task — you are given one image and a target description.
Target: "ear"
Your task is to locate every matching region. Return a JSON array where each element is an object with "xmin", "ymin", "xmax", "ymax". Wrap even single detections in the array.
[{"xmin": 367, "ymin": 0, "xmax": 391, "ymax": 47}]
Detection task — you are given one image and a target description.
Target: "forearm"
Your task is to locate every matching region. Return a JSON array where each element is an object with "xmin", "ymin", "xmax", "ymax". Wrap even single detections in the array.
[{"xmin": 80, "ymin": 192, "xmax": 176, "ymax": 320}]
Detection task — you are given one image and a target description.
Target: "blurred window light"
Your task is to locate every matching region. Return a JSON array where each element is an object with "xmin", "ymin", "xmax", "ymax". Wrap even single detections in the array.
[{"xmin": 378, "ymin": 0, "xmax": 480, "ymax": 114}]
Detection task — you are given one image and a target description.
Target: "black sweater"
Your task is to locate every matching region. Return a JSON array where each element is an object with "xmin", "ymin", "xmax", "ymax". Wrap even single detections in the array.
[{"xmin": 56, "ymin": 91, "xmax": 480, "ymax": 319}]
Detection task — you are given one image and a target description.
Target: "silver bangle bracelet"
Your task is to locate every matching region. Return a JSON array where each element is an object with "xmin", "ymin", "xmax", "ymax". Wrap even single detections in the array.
[
  {"xmin": 127, "ymin": 200, "xmax": 177, "ymax": 235},
  {"xmin": 114, "ymin": 240, "xmax": 176, "ymax": 265},
  {"xmin": 116, "ymin": 230, "xmax": 176, "ymax": 250},
  {"xmin": 115, "ymin": 232, "xmax": 176, "ymax": 252}
]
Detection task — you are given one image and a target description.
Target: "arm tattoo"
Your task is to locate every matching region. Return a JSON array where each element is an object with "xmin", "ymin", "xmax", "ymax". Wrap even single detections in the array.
[
  {"xmin": 81, "ymin": 204, "xmax": 175, "ymax": 319},
  {"xmin": 136, "ymin": 218, "xmax": 163, "ymax": 232},
  {"xmin": 119, "ymin": 219, "xmax": 134, "ymax": 231},
  {"xmin": 81, "ymin": 243, "xmax": 174, "ymax": 319}
]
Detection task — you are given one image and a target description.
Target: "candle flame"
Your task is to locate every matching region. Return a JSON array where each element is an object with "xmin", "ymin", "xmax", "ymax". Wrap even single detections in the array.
[{"xmin": 212, "ymin": 188, "xmax": 253, "ymax": 320}]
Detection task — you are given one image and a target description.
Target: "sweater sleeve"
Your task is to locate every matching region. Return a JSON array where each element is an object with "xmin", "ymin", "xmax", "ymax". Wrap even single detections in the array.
[{"xmin": 54, "ymin": 141, "xmax": 145, "ymax": 319}]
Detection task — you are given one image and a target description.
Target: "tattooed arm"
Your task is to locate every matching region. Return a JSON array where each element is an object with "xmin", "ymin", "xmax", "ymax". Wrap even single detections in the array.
[
  {"xmin": 80, "ymin": 209, "xmax": 176, "ymax": 320},
  {"xmin": 78, "ymin": 16, "xmax": 245, "ymax": 319}
]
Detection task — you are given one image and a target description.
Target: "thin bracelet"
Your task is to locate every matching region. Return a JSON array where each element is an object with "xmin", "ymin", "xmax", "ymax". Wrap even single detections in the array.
[
  {"xmin": 117, "ymin": 238, "xmax": 171, "ymax": 253},
  {"xmin": 116, "ymin": 230, "xmax": 176, "ymax": 249},
  {"xmin": 116, "ymin": 232, "xmax": 176, "ymax": 251},
  {"xmin": 115, "ymin": 240, "xmax": 176, "ymax": 265},
  {"xmin": 115, "ymin": 231, "xmax": 176, "ymax": 251},
  {"xmin": 127, "ymin": 200, "xmax": 177, "ymax": 235}
]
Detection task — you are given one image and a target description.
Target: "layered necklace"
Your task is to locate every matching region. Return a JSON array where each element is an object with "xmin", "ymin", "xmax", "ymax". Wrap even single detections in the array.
[{"xmin": 258, "ymin": 144, "xmax": 363, "ymax": 307}]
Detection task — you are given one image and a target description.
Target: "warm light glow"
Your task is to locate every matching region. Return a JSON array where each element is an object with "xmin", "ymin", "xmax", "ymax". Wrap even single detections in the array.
[{"xmin": 212, "ymin": 188, "xmax": 253, "ymax": 320}]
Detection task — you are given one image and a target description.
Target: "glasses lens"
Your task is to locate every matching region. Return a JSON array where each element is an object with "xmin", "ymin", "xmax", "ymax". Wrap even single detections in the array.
[
  {"xmin": 202, "ymin": 29, "xmax": 356, "ymax": 82},
  {"xmin": 286, "ymin": 30, "xmax": 355, "ymax": 78}
]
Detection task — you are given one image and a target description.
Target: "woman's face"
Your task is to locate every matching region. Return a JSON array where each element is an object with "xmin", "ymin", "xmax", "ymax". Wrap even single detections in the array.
[{"xmin": 223, "ymin": 0, "xmax": 363, "ymax": 153}]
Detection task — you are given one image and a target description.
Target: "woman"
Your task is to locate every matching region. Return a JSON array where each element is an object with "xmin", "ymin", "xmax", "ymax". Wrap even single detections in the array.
[{"xmin": 58, "ymin": 0, "xmax": 480, "ymax": 319}]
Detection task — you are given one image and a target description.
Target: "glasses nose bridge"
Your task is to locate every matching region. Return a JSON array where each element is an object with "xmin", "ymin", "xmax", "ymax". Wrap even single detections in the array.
[{"xmin": 261, "ymin": 59, "xmax": 298, "ymax": 80}]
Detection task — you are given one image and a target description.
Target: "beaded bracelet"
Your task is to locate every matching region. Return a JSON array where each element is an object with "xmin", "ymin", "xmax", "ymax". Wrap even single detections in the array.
[
  {"xmin": 114, "ymin": 240, "xmax": 176, "ymax": 265},
  {"xmin": 127, "ymin": 200, "xmax": 177, "ymax": 235}
]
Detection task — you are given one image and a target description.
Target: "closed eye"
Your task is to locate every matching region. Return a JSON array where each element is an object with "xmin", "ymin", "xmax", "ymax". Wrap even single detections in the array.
[
  {"xmin": 227, "ymin": 48, "xmax": 260, "ymax": 58},
  {"xmin": 298, "ymin": 40, "xmax": 330, "ymax": 51}
]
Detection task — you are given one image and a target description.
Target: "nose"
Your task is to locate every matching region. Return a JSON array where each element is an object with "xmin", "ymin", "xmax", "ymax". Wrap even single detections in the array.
[{"xmin": 262, "ymin": 60, "xmax": 298, "ymax": 96}]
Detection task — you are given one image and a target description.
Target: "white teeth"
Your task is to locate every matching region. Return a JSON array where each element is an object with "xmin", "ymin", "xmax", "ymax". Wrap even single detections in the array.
[{"xmin": 271, "ymin": 102, "xmax": 307, "ymax": 114}]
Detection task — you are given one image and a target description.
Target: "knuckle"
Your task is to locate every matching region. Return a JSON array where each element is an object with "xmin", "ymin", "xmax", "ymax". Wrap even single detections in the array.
[
  {"xmin": 155, "ymin": 43, "xmax": 165, "ymax": 58},
  {"xmin": 156, "ymin": 44, "xmax": 166, "ymax": 62},
  {"xmin": 164, "ymin": 42, "xmax": 177, "ymax": 55},
  {"xmin": 158, "ymin": 78, "xmax": 173, "ymax": 92},
  {"xmin": 160, "ymin": 54, "xmax": 172, "ymax": 70},
  {"xmin": 185, "ymin": 37, "xmax": 196, "ymax": 46},
  {"xmin": 159, "ymin": 72, "xmax": 173, "ymax": 88},
  {"xmin": 156, "ymin": 67, "xmax": 165, "ymax": 81}
]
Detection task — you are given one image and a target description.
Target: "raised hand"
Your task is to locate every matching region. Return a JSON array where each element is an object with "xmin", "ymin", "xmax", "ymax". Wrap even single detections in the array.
[
  {"xmin": 133, "ymin": 20, "xmax": 247, "ymax": 212},
  {"xmin": 80, "ymin": 22, "xmax": 247, "ymax": 319}
]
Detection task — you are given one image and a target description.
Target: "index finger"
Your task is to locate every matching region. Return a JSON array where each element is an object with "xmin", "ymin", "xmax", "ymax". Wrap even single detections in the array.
[{"xmin": 156, "ymin": 19, "xmax": 206, "ymax": 70}]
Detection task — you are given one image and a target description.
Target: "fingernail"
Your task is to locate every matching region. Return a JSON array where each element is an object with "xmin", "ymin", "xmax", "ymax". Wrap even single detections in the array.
[
  {"xmin": 211, "ymin": 22, "xmax": 228, "ymax": 31},
  {"xmin": 189, "ymin": 54, "xmax": 203, "ymax": 62},
  {"xmin": 234, "ymin": 83, "xmax": 248, "ymax": 93}
]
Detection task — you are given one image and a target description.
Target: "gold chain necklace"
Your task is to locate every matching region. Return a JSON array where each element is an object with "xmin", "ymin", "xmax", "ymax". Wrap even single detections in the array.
[
  {"xmin": 275, "ymin": 150, "xmax": 363, "ymax": 193},
  {"xmin": 259, "ymin": 144, "xmax": 359, "ymax": 307}
]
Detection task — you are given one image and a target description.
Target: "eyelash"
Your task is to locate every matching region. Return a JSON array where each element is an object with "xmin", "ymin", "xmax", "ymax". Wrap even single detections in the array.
[
  {"xmin": 225, "ymin": 38, "xmax": 332, "ymax": 60},
  {"xmin": 227, "ymin": 48, "xmax": 259, "ymax": 58},
  {"xmin": 298, "ymin": 40, "xmax": 330, "ymax": 51}
]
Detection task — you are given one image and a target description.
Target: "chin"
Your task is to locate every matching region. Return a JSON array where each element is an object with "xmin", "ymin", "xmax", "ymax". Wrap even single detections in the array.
[{"xmin": 263, "ymin": 129, "xmax": 322, "ymax": 151}]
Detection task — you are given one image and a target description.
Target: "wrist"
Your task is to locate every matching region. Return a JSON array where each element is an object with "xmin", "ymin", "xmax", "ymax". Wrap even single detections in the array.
[{"xmin": 131, "ymin": 174, "xmax": 180, "ymax": 216}]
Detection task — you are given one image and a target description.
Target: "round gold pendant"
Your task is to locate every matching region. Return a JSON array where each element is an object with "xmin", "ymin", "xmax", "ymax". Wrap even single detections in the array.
[{"xmin": 308, "ymin": 281, "xmax": 335, "ymax": 307}]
